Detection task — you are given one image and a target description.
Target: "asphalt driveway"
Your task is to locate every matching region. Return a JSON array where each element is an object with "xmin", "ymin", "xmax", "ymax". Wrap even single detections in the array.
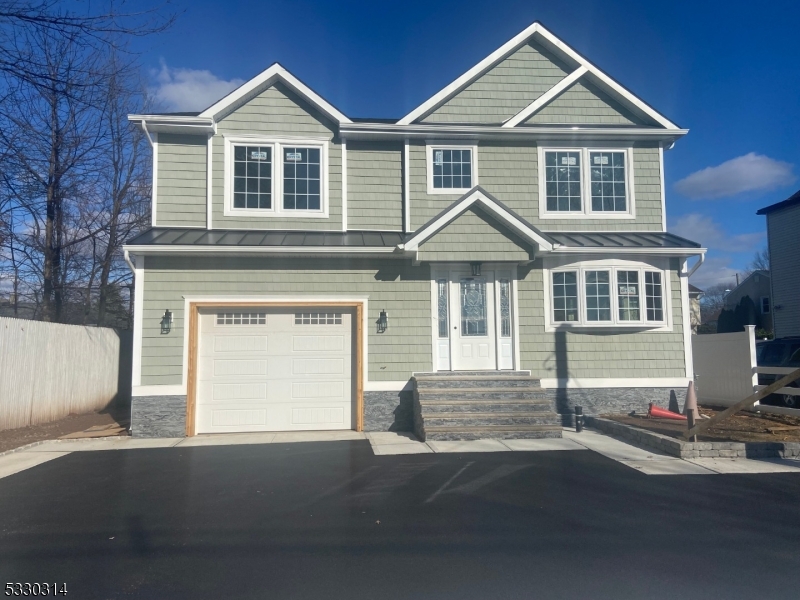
[{"xmin": 1, "ymin": 439, "xmax": 799, "ymax": 599}]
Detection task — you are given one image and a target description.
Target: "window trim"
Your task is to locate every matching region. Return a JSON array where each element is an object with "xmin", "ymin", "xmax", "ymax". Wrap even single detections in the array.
[
  {"xmin": 426, "ymin": 143, "xmax": 479, "ymax": 195},
  {"xmin": 537, "ymin": 146, "xmax": 636, "ymax": 220},
  {"xmin": 223, "ymin": 135, "xmax": 330, "ymax": 218},
  {"xmin": 542, "ymin": 257, "xmax": 672, "ymax": 331}
]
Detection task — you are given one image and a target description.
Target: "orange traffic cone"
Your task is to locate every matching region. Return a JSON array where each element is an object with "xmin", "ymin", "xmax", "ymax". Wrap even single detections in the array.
[
  {"xmin": 648, "ymin": 402, "xmax": 688, "ymax": 420},
  {"xmin": 683, "ymin": 381, "xmax": 700, "ymax": 421}
]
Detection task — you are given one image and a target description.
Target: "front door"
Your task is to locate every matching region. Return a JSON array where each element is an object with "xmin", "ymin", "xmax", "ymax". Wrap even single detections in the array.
[{"xmin": 452, "ymin": 270, "xmax": 496, "ymax": 370}]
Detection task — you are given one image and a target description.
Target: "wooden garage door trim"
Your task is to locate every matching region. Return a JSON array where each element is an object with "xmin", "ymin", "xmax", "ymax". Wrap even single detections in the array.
[{"xmin": 185, "ymin": 301, "xmax": 364, "ymax": 437}]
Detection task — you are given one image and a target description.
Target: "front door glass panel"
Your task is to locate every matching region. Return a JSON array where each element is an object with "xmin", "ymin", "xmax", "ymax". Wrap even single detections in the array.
[{"xmin": 460, "ymin": 278, "xmax": 487, "ymax": 336}]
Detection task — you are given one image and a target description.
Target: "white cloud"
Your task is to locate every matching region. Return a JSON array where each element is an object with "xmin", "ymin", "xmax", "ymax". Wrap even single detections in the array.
[
  {"xmin": 674, "ymin": 152, "xmax": 795, "ymax": 200},
  {"xmin": 670, "ymin": 213, "xmax": 764, "ymax": 252},
  {"xmin": 688, "ymin": 256, "xmax": 740, "ymax": 289},
  {"xmin": 152, "ymin": 62, "xmax": 244, "ymax": 112}
]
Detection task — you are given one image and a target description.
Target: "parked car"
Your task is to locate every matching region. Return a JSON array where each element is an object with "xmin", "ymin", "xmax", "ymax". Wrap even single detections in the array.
[{"xmin": 756, "ymin": 337, "xmax": 800, "ymax": 408}]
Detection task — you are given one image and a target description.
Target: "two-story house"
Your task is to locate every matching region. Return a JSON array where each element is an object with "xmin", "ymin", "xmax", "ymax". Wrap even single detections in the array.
[{"xmin": 124, "ymin": 22, "xmax": 706, "ymax": 440}]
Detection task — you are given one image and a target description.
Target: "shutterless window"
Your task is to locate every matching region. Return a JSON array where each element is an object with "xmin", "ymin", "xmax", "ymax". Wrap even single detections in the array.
[
  {"xmin": 283, "ymin": 147, "xmax": 321, "ymax": 211},
  {"xmin": 545, "ymin": 151, "xmax": 581, "ymax": 212},
  {"xmin": 585, "ymin": 271, "xmax": 611, "ymax": 321},
  {"xmin": 645, "ymin": 272, "xmax": 664, "ymax": 322},
  {"xmin": 233, "ymin": 146, "xmax": 272, "ymax": 209},
  {"xmin": 294, "ymin": 313, "xmax": 341, "ymax": 325},
  {"xmin": 761, "ymin": 297, "xmax": 770, "ymax": 314},
  {"xmin": 499, "ymin": 279, "xmax": 512, "ymax": 337},
  {"xmin": 217, "ymin": 313, "xmax": 266, "ymax": 325},
  {"xmin": 552, "ymin": 271, "xmax": 579, "ymax": 322},
  {"xmin": 437, "ymin": 279, "xmax": 449, "ymax": 338},
  {"xmin": 617, "ymin": 271, "xmax": 641, "ymax": 321},
  {"xmin": 590, "ymin": 151, "xmax": 627, "ymax": 212},
  {"xmin": 432, "ymin": 148, "xmax": 472, "ymax": 190}
]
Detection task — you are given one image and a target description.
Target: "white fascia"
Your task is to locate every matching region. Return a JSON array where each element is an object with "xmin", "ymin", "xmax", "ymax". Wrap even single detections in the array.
[
  {"xmin": 503, "ymin": 66, "xmax": 588, "ymax": 127},
  {"xmin": 401, "ymin": 190, "xmax": 553, "ymax": 252},
  {"xmin": 550, "ymin": 247, "xmax": 707, "ymax": 256},
  {"xmin": 122, "ymin": 245, "xmax": 398, "ymax": 256},
  {"xmin": 198, "ymin": 63, "xmax": 351, "ymax": 124}
]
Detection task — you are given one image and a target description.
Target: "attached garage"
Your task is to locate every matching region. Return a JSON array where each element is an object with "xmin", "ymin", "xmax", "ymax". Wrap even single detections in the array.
[{"xmin": 191, "ymin": 305, "xmax": 359, "ymax": 434}]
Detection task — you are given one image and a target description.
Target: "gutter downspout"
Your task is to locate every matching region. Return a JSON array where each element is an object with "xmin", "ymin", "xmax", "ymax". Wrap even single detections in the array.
[
  {"xmin": 142, "ymin": 121, "xmax": 155, "ymax": 147},
  {"xmin": 124, "ymin": 249, "xmax": 136, "ymax": 274},
  {"xmin": 687, "ymin": 253, "xmax": 705, "ymax": 278}
]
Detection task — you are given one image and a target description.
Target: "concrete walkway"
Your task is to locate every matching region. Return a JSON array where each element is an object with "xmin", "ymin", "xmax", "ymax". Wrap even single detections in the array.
[{"xmin": 2, "ymin": 428, "xmax": 800, "ymax": 480}]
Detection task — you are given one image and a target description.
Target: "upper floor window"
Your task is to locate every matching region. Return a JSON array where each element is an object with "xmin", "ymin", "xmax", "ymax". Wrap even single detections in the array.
[
  {"xmin": 224, "ymin": 136, "xmax": 329, "ymax": 218},
  {"xmin": 426, "ymin": 144, "xmax": 478, "ymax": 194},
  {"xmin": 761, "ymin": 296, "xmax": 770, "ymax": 314},
  {"xmin": 538, "ymin": 147, "xmax": 635, "ymax": 219}
]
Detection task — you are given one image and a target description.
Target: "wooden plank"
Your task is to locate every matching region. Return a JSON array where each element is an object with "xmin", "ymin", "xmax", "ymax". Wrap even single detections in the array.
[
  {"xmin": 185, "ymin": 303, "xmax": 198, "ymax": 437},
  {"xmin": 683, "ymin": 368, "xmax": 800, "ymax": 440}
]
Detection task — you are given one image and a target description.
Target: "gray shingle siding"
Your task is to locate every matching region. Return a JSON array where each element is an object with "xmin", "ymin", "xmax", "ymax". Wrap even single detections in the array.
[
  {"xmin": 347, "ymin": 141, "xmax": 403, "ymax": 230},
  {"xmin": 156, "ymin": 134, "xmax": 207, "ymax": 227},
  {"xmin": 767, "ymin": 204, "xmax": 800, "ymax": 337}
]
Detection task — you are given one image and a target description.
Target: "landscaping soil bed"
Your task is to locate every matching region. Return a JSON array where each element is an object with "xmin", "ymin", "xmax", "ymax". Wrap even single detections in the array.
[{"xmin": 606, "ymin": 407, "xmax": 800, "ymax": 443}]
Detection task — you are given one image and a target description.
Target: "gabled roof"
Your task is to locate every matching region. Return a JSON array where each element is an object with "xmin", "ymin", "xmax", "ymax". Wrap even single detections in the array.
[
  {"xmin": 397, "ymin": 21, "xmax": 679, "ymax": 130},
  {"xmin": 198, "ymin": 63, "xmax": 351, "ymax": 124},
  {"xmin": 400, "ymin": 187, "xmax": 554, "ymax": 253},
  {"xmin": 757, "ymin": 189, "xmax": 800, "ymax": 215}
]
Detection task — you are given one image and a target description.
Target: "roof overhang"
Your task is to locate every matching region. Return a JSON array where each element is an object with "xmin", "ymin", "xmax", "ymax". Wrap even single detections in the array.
[
  {"xmin": 123, "ymin": 244, "xmax": 400, "ymax": 258},
  {"xmin": 549, "ymin": 246, "xmax": 707, "ymax": 257},
  {"xmin": 128, "ymin": 114, "xmax": 215, "ymax": 136}
]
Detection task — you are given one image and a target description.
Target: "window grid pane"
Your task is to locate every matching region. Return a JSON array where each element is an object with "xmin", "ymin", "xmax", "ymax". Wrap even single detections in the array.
[
  {"xmin": 585, "ymin": 271, "xmax": 611, "ymax": 321},
  {"xmin": 590, "ymin": 151, "xmax": 627, "ymax": 212},
  {"xmin": 499, "ymin": 280, "xmax": 511, "ymax": 337},
  {"xmin": 437, "ymin": 279, "xmax": 449, "ymax": 338},
  {"xmin": 294, "ymin": 313, "xmax": 342, "ymax": 325},
  {"xmin": 233, "ymin": 146, "xmax": 272, "ymax": 210},
  {"xmin": 460, "ymin": 278, "xmax": 487, "ymax": 336},
  {"xmin": 216, "ymin": 313, "xmax": 266, "ymax": 325},
  {"xmin": 432, "ymin": 148, "xmax": 472, "ymax": 190},
  {"xmin": 545, "ymin": 151, "xmax": 582, "ymax": 212},
  {"xmin": 645, "ymin": 272, "xmax": 664, "ymax": 322},
  {"xmin": 283, "ymin": 147, "xmax": 321, "ymax": 211},
  {"xmin": 617, "ymin": 271, "xmax": 640, "ymax": 321},
  {"xmin": 552, "ymin": 271, "xmax": 579, "ymax": 322}
]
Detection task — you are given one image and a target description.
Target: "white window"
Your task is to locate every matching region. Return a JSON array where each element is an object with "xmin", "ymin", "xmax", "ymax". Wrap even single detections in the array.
[
  {"xmin": 224, "ymin": 136, "xmax": 329, "ymax": 218},
  {"xmin": 426, "ymin": 144, "xmax": 478, "ymax": 194},
  {"xmin": 538, "ymin": 147, "xmax": 635, "ymax": 219},
  {"xmin": 761, "ymin": 297, "xmax": 770, "ymax": 314},
  {"xmin": 547, "ymin": 262, "xmax": 670, "ymax": 329},
  {"xmin": 216, "ymin": 313, "xmax": 266, "ymax": 325},
  {"xmin": 294, "ymin": 313, "xmax": 342, "ymax": 325}
]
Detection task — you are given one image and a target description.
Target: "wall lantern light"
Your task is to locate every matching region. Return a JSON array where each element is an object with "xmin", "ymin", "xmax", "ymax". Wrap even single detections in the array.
[
  {"xmin": 471, "ymin": 262, "xmax": 482, "ymax": 277},
  {"xmin": 160, "ymin": 309, "xmax": 173, "ymax": 334},
  {"xmin": 377, "ymin": 309, "xmax": 388, "ymax": 333}
]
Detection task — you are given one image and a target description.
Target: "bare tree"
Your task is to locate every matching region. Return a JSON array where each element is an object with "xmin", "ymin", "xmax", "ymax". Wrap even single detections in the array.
[
  {"xmin": 743, "ymin": 247, "xmax": 770, "ymax": 276},
  {"xmin": 699, "ymin": 282, "xmax": 731, "ymax": 323}
]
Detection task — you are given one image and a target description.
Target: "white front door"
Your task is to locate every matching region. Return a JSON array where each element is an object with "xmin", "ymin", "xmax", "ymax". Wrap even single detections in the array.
[{"xmin": 433, "ymin": 266, "xmax": 516, "ymax": 371}]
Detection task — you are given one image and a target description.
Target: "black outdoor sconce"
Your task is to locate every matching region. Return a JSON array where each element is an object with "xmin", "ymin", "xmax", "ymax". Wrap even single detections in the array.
[
  {"xmin": 160, "ymin": 309, "xmax": 172, "ymax": 335},
  {"xmin": 471, "ymin": 262, "xmax": 482, "ymax": 277},
  {"xmin": 377, "ymin": 309, "xmax": 388, "ymax": 333}
]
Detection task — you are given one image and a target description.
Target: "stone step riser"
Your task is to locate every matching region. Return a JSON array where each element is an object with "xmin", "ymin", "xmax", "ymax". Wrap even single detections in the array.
[
  {"xmin": 417, "ymin": 392, "xmax": 549, "ymax": 401},
  {"xmin": 423, "ymin": 416, "xmax": 561, "ymax": 427},
  {"xmin": 419, "ymin": 403, "xmax": 554, "ymax": 414},
  {"xmin": 425, "ymin": 430, "xmax": 563, "ymax": 441},
  {"xmin": 415, "ymin": 379, "xmax": 542, "ymax": 389},
  {"xmin": 413, "ymin": 371, "xmax": 532, "ymax": 377}
]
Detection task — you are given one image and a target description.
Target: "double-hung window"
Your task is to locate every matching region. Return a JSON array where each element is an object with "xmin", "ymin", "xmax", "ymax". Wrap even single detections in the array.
[
  {"xmin": 427, "ymin": 145, "xmax": 477, "ymax": 194},
  {"xmin": 225, "ymin": 137, "xmax": 328, "ymax": 217},
  {"xmin": 549, "ymin": 263, "xmax": 668, "ymax": 328},
  {"xmin": 539, "ymin": 148, "xmax": 634, "ymax": 218}
]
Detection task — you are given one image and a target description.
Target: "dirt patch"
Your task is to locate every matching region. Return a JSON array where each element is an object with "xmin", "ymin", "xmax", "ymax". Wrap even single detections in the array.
[
  {"xmin": 606, "ymin": 407, "xmax": 800, "ymax": 443},
  {"xmin": 0, "ymin": 403, "xmax": 130, "ymax": 453}
]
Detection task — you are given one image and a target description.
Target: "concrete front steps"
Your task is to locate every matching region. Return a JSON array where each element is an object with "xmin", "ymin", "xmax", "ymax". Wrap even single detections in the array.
[{"xmin": 413, "ymin": 371, "xmax": 562, "ymax": 441}]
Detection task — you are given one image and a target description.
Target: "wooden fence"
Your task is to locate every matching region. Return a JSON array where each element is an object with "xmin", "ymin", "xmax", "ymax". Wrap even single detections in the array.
[{"xmin": 0, "ymin": 317, "xmax": 131, "ymax": 431}]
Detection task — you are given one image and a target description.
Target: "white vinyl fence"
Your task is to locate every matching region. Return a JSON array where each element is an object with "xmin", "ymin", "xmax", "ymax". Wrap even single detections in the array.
[
  {"xmin": 0, "ymin": 317, "xmax": 131, "ymax": 431},
  {"xmin": 692, "ymin": 325, "xmax": 800, "ymax": 416}
]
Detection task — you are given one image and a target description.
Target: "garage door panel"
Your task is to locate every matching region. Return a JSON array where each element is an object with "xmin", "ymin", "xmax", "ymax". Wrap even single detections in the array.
[{"xmin": 196, "ymin": 308, "xmax": 354, "ymax": 434}]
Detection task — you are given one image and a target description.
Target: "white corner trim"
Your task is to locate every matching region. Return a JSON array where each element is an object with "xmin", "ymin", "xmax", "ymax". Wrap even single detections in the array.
[
  {"xmin": 341, "ymin": 137, "xmax": 348, "ymax": 231},
  {"xmin": 659, "ymin": 145, "xmax": 667, "ymax": 232},
  {"xmin": 539, "ymin": 377, "xmax": 691, "ymax": 389},
  {"xmin": 403, "ymin": 139, "xmax": 411, "ymax": 232},
  {"xmin": 680, "ymin": 259, "xmax": 694, "ymax": 380},
  {"xmin": 222, "ymin": 135, "xmax": 330, "ymax": 219},
  {"xmin": 206, "ymin": 134, "xmax": 213, "ymax": 230},
  {"xmin": 402, "ymin": 189, "xmax": 553, "ymax": 252},
  {"xmin": 425, "ymin": 143, "xmax": 479, "ymax": 195},
  {"xmin": 504, "ymin": 66, "xmax": 588, "ymax": 127},
  {"xmin": 198, "ymin": 63, "xmax": 352, "ymax": 124},
  {"xmin": 133, "ymin": 385, "xmax": 186, "ymax": 397},
  {"xmin": 151, "ymin": 133, "xmax": 158, "ymax": 227},
  {"xmin": 131, "ymin": 255, "xmax": 145, "ymax": 388}
]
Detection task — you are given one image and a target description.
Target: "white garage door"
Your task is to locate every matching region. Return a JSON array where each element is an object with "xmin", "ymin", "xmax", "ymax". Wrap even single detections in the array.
[{"xmin": 196, "ymin": 307, "xmax": 354, "ymax": 434}]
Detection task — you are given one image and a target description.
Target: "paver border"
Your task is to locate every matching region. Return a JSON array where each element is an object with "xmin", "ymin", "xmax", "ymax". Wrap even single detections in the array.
[{"xmin": 586, "ymin": 416, "xmax": 800, "ymax": 459}]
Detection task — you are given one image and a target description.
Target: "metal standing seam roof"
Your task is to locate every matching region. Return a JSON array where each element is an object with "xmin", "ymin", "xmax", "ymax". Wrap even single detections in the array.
[
  {"xmin": 126, "ymin": 228, "xmax": 405, "ymax": 248},
  {"xmin": 544, "ymin": 231, "xmax": 702, "ymax": 249}
]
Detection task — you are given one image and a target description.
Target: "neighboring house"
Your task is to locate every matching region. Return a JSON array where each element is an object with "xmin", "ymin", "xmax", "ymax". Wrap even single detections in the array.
[
  {"xmin": 758, "ymin": 190, "xmax": 800, "ymax": 338},
  {"xmin": 123, "ymin": 21, "xmax": 705, "ymax": 440},
  {"xmin": 689, "ymin": 284, "xmax": 703, "ymax": 334},
  {"xmin": 722, "ymin": 270, "xmax": 772, "ymax": 332}
]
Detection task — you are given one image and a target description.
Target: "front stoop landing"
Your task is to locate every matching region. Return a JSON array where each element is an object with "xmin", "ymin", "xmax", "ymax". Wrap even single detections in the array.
[{"xmin": 413, "ymin": 372, "xmax": 562, "ymax": 441}]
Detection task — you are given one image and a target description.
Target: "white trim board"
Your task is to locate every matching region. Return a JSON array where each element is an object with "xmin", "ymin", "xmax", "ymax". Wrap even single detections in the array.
[
  {"xmin": 341, "ymin": 137, "xmax": 348, "ymax": 231},
  {"xmin": 198, "ymin": 63, "xmax": 351, "ymax": 124},
  {"xmin": 133, "ymin": 385, "xmax": 186, "ymax": 397},
  {"xmin": 151, "ymin": 133, "xmax": 158, "ymax": 227},
  {"xmin": 504, "ymin": 66, "xmax": 588, "ymax": 127},
  {"xmin": 206, "ymin": 133, "xmax": 213, "ymax": 230},
  {"xmin": 397, "ymin": 22, "xmax": 680, "ymax": 130},
  {"xmin": 131, "ymin": 255, "xmax": 145, "ymax": 388}
]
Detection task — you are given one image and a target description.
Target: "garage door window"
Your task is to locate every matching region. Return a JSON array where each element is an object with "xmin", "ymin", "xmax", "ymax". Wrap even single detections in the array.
[
  {"xmin": 216, "ymin": 313, "xmax": 266, "ymax": 325},
  {"xmin": 295, "ymin": 313, "xmax": 342, "ymax": 325}
]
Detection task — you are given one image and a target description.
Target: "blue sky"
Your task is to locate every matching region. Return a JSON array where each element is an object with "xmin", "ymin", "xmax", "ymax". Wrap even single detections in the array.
[{"xmin": 137, "ymin": 0, "xmax": 799, "ymax": 288}]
